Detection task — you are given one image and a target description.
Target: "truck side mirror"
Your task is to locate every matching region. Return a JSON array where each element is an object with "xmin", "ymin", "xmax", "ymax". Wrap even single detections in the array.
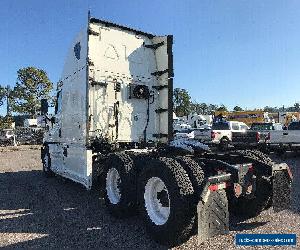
[{"xmin": 41, "ymin": 99, "xmax": 49, "ymax": 115}]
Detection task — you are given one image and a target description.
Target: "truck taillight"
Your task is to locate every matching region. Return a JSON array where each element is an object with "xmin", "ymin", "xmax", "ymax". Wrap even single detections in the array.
[
  {"xmin": 211, "ymin": 131, "xmax": 216, "ymax": 139},
  {"xmin": 256, "ymin": 132, "xmax": 260, "ymax": 142},
  {"xmin": 209, "ymin": 182, "xmax": 227, "ymax": 191}
]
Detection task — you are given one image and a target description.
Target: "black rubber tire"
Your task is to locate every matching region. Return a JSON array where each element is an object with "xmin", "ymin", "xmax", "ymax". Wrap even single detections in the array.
[
  {"xmin": 174, "ymin": 156, "xmax": 206, "ymax": 234},
  {"xmin": 103, "ymin": 152, "xmax": 137, "ymax": 218},
  {"xmin": 42, "ymin": 145, "xmax": 54, "ymax": 177},
  {"xmin": 275, "ymin": 146, "xmax": 287, "ymax": 158},
  {"xmin": 138, "ymin": 157, "xmax": 195, "ymax": 246},
  {"xmin": 229, "ymin": 149, "xmax": 273, "ymax": 217},
  {"xmin": 174, "ymin": 156, "xmax": 205, "ymax": 201},
  {"xmin": 219, "ymin": 137, "xmax": 229, "ymax": 151},
  {"xmin": 234, "ymin": 149, "xmax": 273, "ymax": 168},
  {"xmin": 257, "ymin": 144, "xmax": 270, "ymax": 154},
  {"xmin": 249, "ymin": 149, "xmax": 274, "ymax": 165}
]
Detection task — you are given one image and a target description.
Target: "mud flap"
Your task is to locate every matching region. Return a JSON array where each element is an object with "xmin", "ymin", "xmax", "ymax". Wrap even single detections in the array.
[
  {"xmin": 272, "ymin": 163, "xmax": 293, "ymax": 212},
  {"xmin": 197, "ymin": 186, "xmax": 229, "ymax": 244}
]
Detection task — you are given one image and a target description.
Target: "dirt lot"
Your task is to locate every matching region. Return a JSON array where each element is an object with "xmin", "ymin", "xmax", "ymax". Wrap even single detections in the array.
[{"xmin": 0, "ymin": 146, "xmax": 299, "ymax": 249}]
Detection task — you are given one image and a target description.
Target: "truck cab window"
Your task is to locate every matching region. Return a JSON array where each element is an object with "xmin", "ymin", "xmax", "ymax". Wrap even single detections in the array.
[
  {"xmin": 211, "ymin": 122, "xmax": 230, "ymax": 130},
  {"xmin": 55, "ymin": 91, "xmax": 62, "ymax": 114},
  {"xmin": 232, "ymin": 123, "xmax": 240, "ymax": 130},
  {"xmin": 240, "ymin": 125, "xmax": 248, "ymax": 130}
]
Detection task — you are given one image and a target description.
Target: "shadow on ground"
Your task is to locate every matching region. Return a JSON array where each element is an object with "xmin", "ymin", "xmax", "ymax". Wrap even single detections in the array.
[{"xmin": 0, "ymin": 170, "xmax": 164, "ymax": 249}]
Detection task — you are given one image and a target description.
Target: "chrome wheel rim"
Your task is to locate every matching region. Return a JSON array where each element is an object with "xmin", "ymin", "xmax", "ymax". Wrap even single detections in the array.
[
  {"xmin": 144, "ymin": 177, "xmax": 170, "ymax": 225},
  {"xmin": 106, "ymin": 168, "xmax": 121, "ymax": 204}
]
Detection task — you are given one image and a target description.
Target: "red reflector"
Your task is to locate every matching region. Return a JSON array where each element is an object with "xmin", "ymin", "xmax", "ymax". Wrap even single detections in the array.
[
  {"xmin": 208, "ymin": 182, "xmax": 227, "ymax": 191},
  {"xmin": 209, "ymin": 184, "xmax": 218, "ymax": 191}
]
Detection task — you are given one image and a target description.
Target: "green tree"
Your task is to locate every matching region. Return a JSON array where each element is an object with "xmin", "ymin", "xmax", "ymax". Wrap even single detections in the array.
[
  {"xmin": 294, "ymin": 103, "xmax": 300, "ymax": 112},
  {"xmin": 199, "ymin": 103, "xmax": 208, "ymax": 114},
  {"xmin": 0, "ymin": 116, "xmax": 14, "ymax": 129},
  {"xmin": 0, "ymin": 86, "xmax": 6, "ymax": 106},
  {"xmin": 207, "ymin": 104, "xmax": 218, "ymax": 114},
  {"xmin": 0, "ymin": 85, "xmax": 14, "ymax": 115},
  {"xmin": 264, "ymin": 106, "xmax": 278, "ymax": 112},
  {"xmin": 191, "ymin": 102, "xmax": 208, "ymax": 114},
  {"xmin": 233, "ymin": 105, "xmax": 243, "ymax": 111},
  {"xmin": 11, "ymin": 67, "xmax": 53, "ymax": 116},
  {"xmin": 173, "ymin": 88, "xmax": 192, "ymax": 117},
  {"xmin": 216, "ymin": 104, "xmax": 228, "ymax": 112}
]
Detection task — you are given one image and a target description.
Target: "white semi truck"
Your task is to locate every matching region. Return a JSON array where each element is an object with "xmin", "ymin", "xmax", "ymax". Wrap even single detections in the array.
[{"xmin": 41, "ymin": 16, "xmax": 292, "ymax": 246}]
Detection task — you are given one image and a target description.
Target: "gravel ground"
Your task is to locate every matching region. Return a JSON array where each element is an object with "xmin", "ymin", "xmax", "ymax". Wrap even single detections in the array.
[{"xmin": 0, "ymin": 146, "xmax": 299, "ymax": 249}]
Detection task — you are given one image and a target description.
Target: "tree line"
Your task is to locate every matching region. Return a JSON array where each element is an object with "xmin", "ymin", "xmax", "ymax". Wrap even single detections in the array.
[
  {"xmin": 173, "ymin": 88, "xmax": 300, "ymax": 117},
  {"xmin": 1, "ymin": 69, "xmax": 300, "ymax": 122},
  {"xmin": 0, "ymin": 67, "xmax": 53, "ymax": 117}
]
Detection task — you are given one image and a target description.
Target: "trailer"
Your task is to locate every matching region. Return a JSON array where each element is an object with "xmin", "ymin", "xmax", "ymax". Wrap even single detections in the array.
[{"xmin": 41, "ymin": 16, "xmax": 292, "ymax": 246}]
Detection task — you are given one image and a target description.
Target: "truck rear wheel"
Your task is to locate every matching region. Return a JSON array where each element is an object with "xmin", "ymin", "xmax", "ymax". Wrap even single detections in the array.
[
  {"xmin": 219, "ymin": 137, "xmax": 229, "ymax": 151},
  {"xmin": 138, "ymin": 157, "xmax": 194, "ymax": 246},
  {"xmin": 246, "ymin": 149, "xmax": 274, "ymax": 166},
  {"xmin": 104, "ymin": 152, "xmax": 137, "ymax": 218},
  {"xmin": 175, "ymin": 156, "xmax": 206, "ymax": 234},
  {"xmin": 175, "ymin": 156, "xmax": 205, "ymax": 201},
  {"xmin": 230, "ymin": 150, "xmax": 273, "ymax": 217}
]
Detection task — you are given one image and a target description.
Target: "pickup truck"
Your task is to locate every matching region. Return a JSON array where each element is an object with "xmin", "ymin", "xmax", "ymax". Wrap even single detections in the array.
[
  {"xmin": 210, "ymin": 121, "xmax": 249, "ymax": 149},
  {"xmin": 174, "ymin": 128, "xmax": 195, "ymax": 139},
  {"xmin": 193, "ymin": 127, "xmax": 211, "ymax": 141},
  {"xmin": 232, "ymin": 122, "xmax": 282, "ymax": 150},
  {"xmin": 268, "ymin": 121, "xmax": 300, "ymax": 153},
  {"xmin": 173, "ymin": 122, "xmax": 191, "ymax": 133}
]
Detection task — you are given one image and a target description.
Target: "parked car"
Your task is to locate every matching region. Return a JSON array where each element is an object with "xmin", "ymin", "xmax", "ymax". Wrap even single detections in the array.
[
  {"xmin": 193, "ymin": 127, "xmax": 211, "ymax": 142},
  {"xmin": 210, "ymin": 121, "xmax": 249, "ymax": 150},
  {"xmin": 251, "ymin": 122, "xmax": 283, "ymax": 131},
  {"xmin": 173, "ymin": 122, "xmax": 191, "ymax": 133},
  {"xmin": 232, "ymin": 122, "xmax": 282, "ymax": 150},
  {"xmin": 175, "ymin": 127, "xmax": 212, "ymax": 141},
  {"xmin": 268, "ymin": 121, "xmax": 300, "ymax": 153},
  {"xmin": 174, "ymin": 129, "xmax": 195, "ymax": 139}
]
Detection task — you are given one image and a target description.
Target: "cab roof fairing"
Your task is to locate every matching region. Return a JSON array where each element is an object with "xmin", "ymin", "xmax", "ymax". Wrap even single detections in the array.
[{"xmin": 89, "ymin": 17, "xmax": 156, "ymax": 39}]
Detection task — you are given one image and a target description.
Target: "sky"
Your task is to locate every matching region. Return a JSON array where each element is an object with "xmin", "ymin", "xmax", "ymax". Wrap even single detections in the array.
[{"xmin": 1, "ymin": 0, "xmax": 300, "ymax": 115}]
